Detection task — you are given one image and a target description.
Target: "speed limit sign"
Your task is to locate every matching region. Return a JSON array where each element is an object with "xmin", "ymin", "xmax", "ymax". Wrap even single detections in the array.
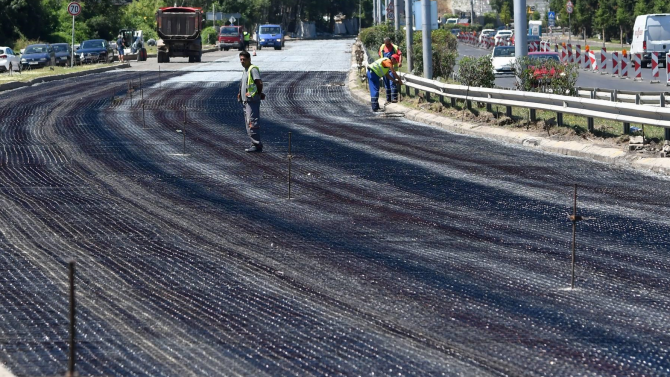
[{"xmin": 67, "ymin": 2, "xmax": 81, "ymax": 16}]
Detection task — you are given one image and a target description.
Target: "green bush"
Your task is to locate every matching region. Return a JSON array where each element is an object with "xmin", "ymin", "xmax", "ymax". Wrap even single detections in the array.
[
  {"xmin": 458, "ymin": 55, "xmax": 495, "ymax": 87},
  {"xmin": 514, "ymin": 56, "xmax": 579, "ymax": 95},
  {"xmin": 201, "ymin": 26, "xmax": 218, "ymax": 45},
  {"xmin": 360, "ymin": 22, "xmax": 404, "ymax": 53},
  {"xmin": 47, "ymin": 32, "xmax": 70, "ymax": 44},
  {"xmin": 411, "ymin": 29, "xmax": 458, "ymax": 79}
]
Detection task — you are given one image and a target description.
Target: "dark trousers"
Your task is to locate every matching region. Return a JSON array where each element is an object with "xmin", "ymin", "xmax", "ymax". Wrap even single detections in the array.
[
  {"xmin": 367, "ymin": 70, "xmax": 381, "ymax": 111},
  {"xmin": 382, "ymin": 71, "xmax": 398, "ymax": 102},
  {"xmin": 243, "ymin": 100, "xmax": 262, "ymax": 146}
]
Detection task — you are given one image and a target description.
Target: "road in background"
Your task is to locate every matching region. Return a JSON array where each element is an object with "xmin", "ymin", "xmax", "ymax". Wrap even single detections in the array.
[
  {"xmin": 459, "ymin": 43, "xmax": 670, "ymax": 91},
  {"xmin": 0, "ymin": 39, "xmax": 669, "ymax": 376}
]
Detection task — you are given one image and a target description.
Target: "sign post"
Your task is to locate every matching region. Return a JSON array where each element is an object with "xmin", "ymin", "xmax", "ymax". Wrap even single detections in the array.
[{"xmin": 67, "ymin": 2, "xmax": 81, "ymax": 68}]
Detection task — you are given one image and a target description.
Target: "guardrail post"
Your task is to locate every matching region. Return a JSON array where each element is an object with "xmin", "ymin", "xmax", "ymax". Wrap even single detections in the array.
[
  {"xmin": 587, "ymin": 90, "xmax": 595, "ymax": 132},
  {"xmin": 451, "ymin": 97, "xmax": 456, "ymax": 107},
  {"xmin": 557, "ymin": 112, "xmax": 564, "ymax": 127},
  {"xmin": 414, "ymin": 87, "xmax": 419, "ymax": 96},
  {"xmin": 506, "ymin": 106, "xmax": 512, "ymax": 118},
  {"xmin": 426, "ymin": 92, "xmax": 431, "ymax": 102},
  {"xmin": 486, "ymin": 94, "xmax": 492, "ymax": 112},
  {"xmin": 405, "ymin": 85, "xmax": 410, "ymax": 96},
  {"xmin": 623, "ymin": 122, "xmax": 631, "ymax": 134},
  {"xmin": 661, "ymin": 93, "xmax": 665, "ymax": 107},
  {"xmin": 613, "ymin": 89, "xmax": 618, "ymax": 102}
]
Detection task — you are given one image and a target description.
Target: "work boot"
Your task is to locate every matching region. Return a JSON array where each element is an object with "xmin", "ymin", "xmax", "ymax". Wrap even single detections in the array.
[{"xmin": 245, "ymin": 144, "xmax": 263, "ymax": 153}]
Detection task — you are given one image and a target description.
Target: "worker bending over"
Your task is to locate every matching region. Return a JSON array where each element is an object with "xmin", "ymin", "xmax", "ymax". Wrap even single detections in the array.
[{"xmin": 367, "ymin": 54, "xmax": 402, "ymax": 112}]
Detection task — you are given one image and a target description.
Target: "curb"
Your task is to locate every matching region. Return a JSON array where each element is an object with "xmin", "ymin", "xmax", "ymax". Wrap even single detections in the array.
[
  {"xmin": 0, "ymin": 63, "xmax": 131, "ymax": 93},
  {"xmin": 346, "ymin": 43, "xmax": 670, "ymax": 176}
]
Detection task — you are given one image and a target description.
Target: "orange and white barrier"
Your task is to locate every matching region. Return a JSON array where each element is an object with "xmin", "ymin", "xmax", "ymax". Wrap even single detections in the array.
[
  {"xmin": 633, "ymin": 53, "xmax": 642, "ymax": 81},
  {"xmin": 561, "ymin": 44, "xmax": 567, "ymax": 63},
  {"xmin": 611, "ymin": 52, "xmax": 619, "ymax": 77},
  {"xmin": 567, "ymin": 44, "xmax": 573, "ymax": 63},
  {"xmin": 651, "ymin": 52, "xmax": 660, "ymax": 83},
  {"xmin": 574, "ymin": 45, "xmax": 581, "ymax": 66},
  {"xmin": 599, "ymin": 48, "xmax": 607, "ymax": 74},
  {"xmin": 620, "ymin": 52, "xmax": 629, "ymax": 79},
  {"xmin": 590, "ymin": 49, "xmax": 597, "ymax": 71},
  {"xmin": 583, "ymin": 47, "xmax": 591, "ymax": 70}
]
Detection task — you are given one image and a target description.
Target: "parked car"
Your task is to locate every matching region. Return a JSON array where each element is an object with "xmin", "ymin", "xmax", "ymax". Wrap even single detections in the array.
[
  {"xmin": 257, "ymin": 24, "xmax": 284, "ymax": 50},
  {"xmin": 20, "ymin": 43, "xmax": 55, "ymax": 69},
  {"xmin": 494, "ymin": 30, "xmax": 513, "ymax": 45},
  {"xmin": 479, "ymin": 29, "xmax": 496, "ymax": 44},
  {"xmin": 51, "ymin": 43, "xmax": 78, "ymax": 66},
  {"xmin": 526, "ymin": 52, "xmax": 564, "ymax": 88},
  {"xmin": 510, "ymin": 34, "xmax": 541, "ymax": 49},
  {"xmin": 77, "ymin": 39, "xmax": 114, "ymax": 63},
  {"xmin": 491, "ymin": 45, "xmax": 516, "ymax": 75},
  {"xmin": 450, "ymin": 28, "xmax": 461, "ymax": 36},
  {"xmin": 0, "ymin": 46, "xmax": 21, "ymax": 73}
]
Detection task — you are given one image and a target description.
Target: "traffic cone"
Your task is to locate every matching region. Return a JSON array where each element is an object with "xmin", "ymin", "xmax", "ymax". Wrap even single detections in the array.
[{"xmin": 252, "ymin": 46, "xmax": 256, "ymax": 56}]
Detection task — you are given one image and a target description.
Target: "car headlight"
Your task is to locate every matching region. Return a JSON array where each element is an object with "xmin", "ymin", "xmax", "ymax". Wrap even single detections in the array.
[
  {"xmin": 260, "ymin": 39, "xmax": 265, "ymax": 42},
  {"xmin": 21, "ymin": 59, "xmax": 26, "ymax": 62},
  {"xmin": 39, "ymin": 58, "xmax": 47, "ymax": 61},
  {"xmin": 80, "ymin": 53, "xmax": 85, "ymax": 58},
  {"xmin": 277, "ymin": 39, "xmax": 281, "ymax": 42}
]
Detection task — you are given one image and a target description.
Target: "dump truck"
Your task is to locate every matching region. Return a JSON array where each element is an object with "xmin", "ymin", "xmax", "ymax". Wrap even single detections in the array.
[{"xmin": 156, "ymin": 6, "xmax": 204, "ymax": 63}]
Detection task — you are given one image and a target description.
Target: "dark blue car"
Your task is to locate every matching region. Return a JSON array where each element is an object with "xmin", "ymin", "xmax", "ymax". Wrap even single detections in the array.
[
  {"xmin": 20, "ymin": 44, "xmax": 55, "ymax": 69},
  {"xmin": 77, "ymin": 39, "xmax": 114, "ymax": 64},
  {"xmin": 51, "ymin": 43, "xmax": 79, "ymax": 66}
]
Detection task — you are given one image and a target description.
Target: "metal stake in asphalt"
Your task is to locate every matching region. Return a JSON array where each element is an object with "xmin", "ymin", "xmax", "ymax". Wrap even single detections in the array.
[
  {"xmin": 288, "ymin": 132, "xmax": 292, "ymax": 199},
  {"xmin": 159, "ymin": 66, "xmax": 162, "ymax": 88},
  {"xmin": 67, "ymin": 261, "xmax": 76, "ymax": 377},
  {"xmin": 142, "ymin": 102, "xmax": 146, "ymax": 128},
  {"xmin": 129, "ymin": 80, "xmax": 133, "ymax": 106},
  {"xmin": 139, "ymin": 73, "xmax": 143, "ymax": 101}
]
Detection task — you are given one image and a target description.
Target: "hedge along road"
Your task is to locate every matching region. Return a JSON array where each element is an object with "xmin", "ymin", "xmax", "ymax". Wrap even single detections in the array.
[
  {"xmin": 0, "ymin": 38, "xmax": 670, "ymax": 376},
  {"xmin": 458, "ymin": 42, "xmax": 670, "ymax": 91}
]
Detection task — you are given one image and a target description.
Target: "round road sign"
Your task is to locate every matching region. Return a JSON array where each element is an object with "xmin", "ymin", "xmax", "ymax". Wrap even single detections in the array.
[
  {"xmin": 67, "ymin": 2, "xmax": 81, "ymax": 16},
  {"xmin": 566, "ymin": 0, "xmax": 573, "ymax": 13}
]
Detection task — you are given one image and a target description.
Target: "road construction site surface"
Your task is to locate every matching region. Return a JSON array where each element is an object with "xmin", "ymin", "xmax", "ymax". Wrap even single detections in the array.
[{"xmin": 0, "ymin": 39, "xmax": 669, "ymax": 376}]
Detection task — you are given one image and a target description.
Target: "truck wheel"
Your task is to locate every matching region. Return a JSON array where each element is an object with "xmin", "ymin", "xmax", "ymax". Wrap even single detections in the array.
[
  {"xmin": 157, "ymin": 51, "xmax": 166, "ymax": 63},
  {"xmin": 258, "ymin": 45, "xmax": 262, "ymax": 50},
  {"xmin": 219, "ymin": 46, "xmax": 223, "ymax": 51},
  {"xmin": 224, "ymin": 48, "xmax": 229, "ymax": 51},
  {"xmin": 188, "ymin": 56, "xmax": 194, "ymax": 63}
]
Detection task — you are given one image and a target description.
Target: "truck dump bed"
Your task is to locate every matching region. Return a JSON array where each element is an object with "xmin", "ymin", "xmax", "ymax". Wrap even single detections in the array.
[{"xmin": 157, "ymin": 7, "xmax": 202, "ymax": 39}]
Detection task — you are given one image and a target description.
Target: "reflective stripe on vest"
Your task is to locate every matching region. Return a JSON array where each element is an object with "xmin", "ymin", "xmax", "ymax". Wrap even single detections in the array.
[
  {"xmin": 244, "ymin": 32, "xmax": 250, "ymax": 41},
  {"xmin": 368, "ymin": 58, "xmax": 390, "ymax": 78},
  {"xmin": 247, "ymin": 64, "xmax": 260, "ymax": 97}
]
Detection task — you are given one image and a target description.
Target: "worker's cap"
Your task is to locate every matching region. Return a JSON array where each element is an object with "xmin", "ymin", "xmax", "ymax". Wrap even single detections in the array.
[{"xmin": 391, "ymin": 54, "xmax": 400, "ymax": 62}]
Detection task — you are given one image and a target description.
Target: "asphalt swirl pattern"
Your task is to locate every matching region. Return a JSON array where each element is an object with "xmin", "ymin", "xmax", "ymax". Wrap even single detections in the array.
[{"xmin": 0, "ymin": 54, "xmax": 669, "ymax": 376}]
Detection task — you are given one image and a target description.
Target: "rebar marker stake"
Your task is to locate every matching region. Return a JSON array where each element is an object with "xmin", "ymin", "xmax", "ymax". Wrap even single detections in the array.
[
  {"xmin": 571, "ymin": 184, "xmax": 577, "ymax": 289},
  {"xmin": 67, "ymin": 261, "xmax": 76, "ymax": 377},
  {"xmin": 142, "ymin": 102, "xmax": 146, "ymax": 128},
  {"xmin": 159, "ymin": 66, "xmax": 161, "ymax": 88},
  {"xmin": 288, "ymin": 132, "xmax": 292, "ymax": 199}
]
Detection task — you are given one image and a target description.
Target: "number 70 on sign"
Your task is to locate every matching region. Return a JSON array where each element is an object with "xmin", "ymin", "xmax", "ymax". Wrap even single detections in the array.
[{"xmin": 68, "ymin": 2, "xmax": 81, "ymax": 16}]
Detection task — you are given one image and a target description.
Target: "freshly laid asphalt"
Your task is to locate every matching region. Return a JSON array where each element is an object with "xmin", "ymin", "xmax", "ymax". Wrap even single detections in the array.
[{"xmin": 0, "ymin": 39, "xmax": 669, "ymax": 376}]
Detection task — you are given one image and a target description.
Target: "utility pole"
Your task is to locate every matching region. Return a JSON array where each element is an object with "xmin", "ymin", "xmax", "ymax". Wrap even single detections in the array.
[
  {"xmin": 394, "ymin": 0, "xmax": 399, "ymax": 30},
  {"xmin": 422, "ymin": 0, "xmax": 432, "ymax": 78},
  {"xmin": 406, "ymin": 0, "xmax": 413, "ymax": 72},
  {"xmin": 514, "ymin": 0, "xmax": 528, "ymax": 62}
]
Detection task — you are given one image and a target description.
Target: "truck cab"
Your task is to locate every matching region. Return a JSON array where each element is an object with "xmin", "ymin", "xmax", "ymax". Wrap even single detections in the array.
[
  {"xmin": 257, "ymin": 24, "xmax": 284, "ymax": 50},
  {"xmin": 218, "ymin": 25, "xmax": 244, "ymax": 51}
]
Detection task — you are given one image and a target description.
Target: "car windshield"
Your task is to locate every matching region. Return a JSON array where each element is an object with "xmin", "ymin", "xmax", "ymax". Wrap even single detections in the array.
[
  {"xmin": 498, "ymin": 31, "xmax": 512, "ymax": 36},
  {"xmin": 483, "ymin": 30, "xmax": 495, "ymax": 35},
  {"xmin": 81, "ymin": 41, "xmax": 104, "ymax": 49},
  {"xmin": 260, "ymin": 27, "xmax": 281, "ymax": 34},
  {"xmin": 493, "ymin": 47, "xmax": 515, "ymax": 57},
  {"xmin": 25, "ymin": 46, "xmax": 47, "ymax": 54},
  {"xmin": 53, "ymin": 45, "xmax": 68, "ymax": 52},
  {"xmin": 220, "ymin": 27, "xmax": 238, "ymax": 36}
]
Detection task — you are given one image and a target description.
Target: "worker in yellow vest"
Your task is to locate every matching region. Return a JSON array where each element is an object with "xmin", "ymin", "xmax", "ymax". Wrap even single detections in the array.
[
  {"xmin": 367, "ymin": 54, "xmax": 402, "ymax": 112},
  {"xmin": 243, "ymin": 30, "xmax": 250, "ymax": 50},
  {"xmin": 378, "ymin": 37, "xmax": 402, "ymax": 103},
  {"xmin": 238, "ymin": 50, "xmax": 266, "ymax": 152}
]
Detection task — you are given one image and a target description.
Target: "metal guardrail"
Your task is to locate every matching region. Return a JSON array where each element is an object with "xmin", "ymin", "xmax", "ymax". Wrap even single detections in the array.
[
  {"xmin": 398, "ymin": 73, "xmax": 670, "ymax": 138},
  {"xmin": 576, "ymin": 87, "xmax": 670, "ymax": 107}
]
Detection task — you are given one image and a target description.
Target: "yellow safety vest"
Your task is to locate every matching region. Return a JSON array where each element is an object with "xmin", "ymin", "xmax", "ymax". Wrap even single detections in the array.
[
  {"xmin": 379, "ymin": 43, "xmax": 400, "ymax": 68},
  {"xmin": 368, "ymin": 58, "xmax": 391, "ymax": 78},
  {"xmin": 246, "ymin": 64, "xmax": 260, "ymax": 97},
  {"xmin": 244, "ymin": 32, "xmax": 250, "ymax": 42}
]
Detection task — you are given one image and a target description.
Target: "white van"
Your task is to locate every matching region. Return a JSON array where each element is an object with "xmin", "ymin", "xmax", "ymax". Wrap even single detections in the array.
[{"xmin": 630, "ymin": 14, "xmax": 670, "ymax": 67}]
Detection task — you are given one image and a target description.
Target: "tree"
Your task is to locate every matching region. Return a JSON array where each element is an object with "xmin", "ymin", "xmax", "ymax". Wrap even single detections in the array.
[
  {"xmin": 616, "ymin": 0, "xmax": 634, "ymax": 46},
  {"xmin": 594, "ymin": 0, "xmax": 615, "ymax": 44},
  {"xmin": 500, "ymin": 2, "xmax": 511, "ymax": 29},
  {"xmin": 573, "ymin": 0, "xmax": 594, "ymax": 44}
]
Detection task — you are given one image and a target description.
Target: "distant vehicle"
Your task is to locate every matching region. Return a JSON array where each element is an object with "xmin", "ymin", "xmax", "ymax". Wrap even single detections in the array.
[
  {"xmin": 51, "ymin": 43, "xmax": 78, "ymax": 66},
  {"xmin": 445, "ymin": 18, "xmax": 458, "ymax": 25},
  {"xmin": 156, "ymin": 6, "xmax": 205, "ymax": 63},
  {"xmin": 491, "ymin": 45, "xmax": 516, "ymax": 75},
  {"xmin": 494, "ymin": 30, "xmax": 514, "ymax": 45},
  {"xmin": 479, "ymin": 29, "xmax": 496, "ymax": 44},
  {"xmin": 77, "ymin": 39, "xmax": 114, "ymax": 63},
  {"xmin": 257, "ymin": 24, "xmax": 284, "ymax": 50},
  {"xmin": 450, "ymin": 28, "xmax": 461, "ymax": 36},
  {"xmin": 528, "ymin": 20, "xmax": 542, "ymax": 35},
  {"xmin": 527, "ymin": 52, "xmax": 563, "ymax": 88},
  {"xmin": 119, "ymin": 29, "xmax": 147, "ymax": 61},
  {"xmin": 20, "ymin": 43, "xmax": 55, "ymax": 69},
  {"xmin": 0, "ymin": 46, "xmax": 21, "ymax": 73},
  {"xmin": 527, "ymin": 51, "xmax": 561, "ymax": 62},
  {"xmin": 218, "ymin": 25, "xmax": 244, "ymax": 51},
  {"xmin": 630, "ymin": 14, "xmax": 670, "ymax": 68},
  {"xmin": 510, "ymin": 34, "xmax": 541, "ymax": 49}
]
